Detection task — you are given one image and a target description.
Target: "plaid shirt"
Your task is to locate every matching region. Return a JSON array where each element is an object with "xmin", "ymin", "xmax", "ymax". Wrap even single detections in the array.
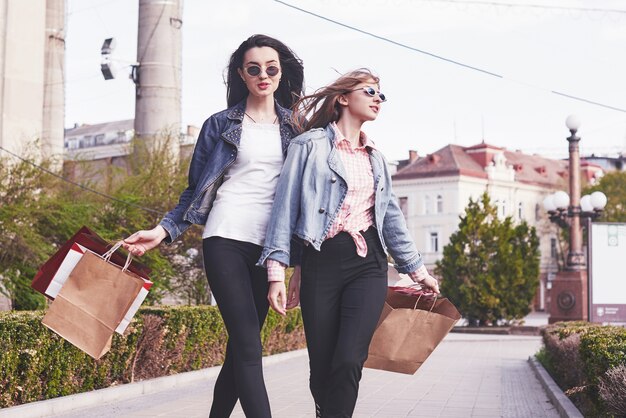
[
  {"xmin": 325, "ymin": 122, "xmax": 376, "ymax": 257},
  {"xmin": 267, "ymin": 123, "xmax": 425, "ymax": 283}
]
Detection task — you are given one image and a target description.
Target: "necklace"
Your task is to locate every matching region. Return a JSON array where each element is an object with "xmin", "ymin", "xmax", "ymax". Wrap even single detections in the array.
[{"xmin": 245, "ymin": 112, "xmax": 278, "ymax": 124}]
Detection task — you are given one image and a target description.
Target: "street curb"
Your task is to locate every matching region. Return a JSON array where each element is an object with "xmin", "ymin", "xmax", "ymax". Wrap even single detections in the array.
[
  {"xmin": 0, "ymin": 349, "xmax": 308, "ymax": 418},
  {"xmin": 528, "ymin": 356, "xmax": 584, "ymax": 418}
]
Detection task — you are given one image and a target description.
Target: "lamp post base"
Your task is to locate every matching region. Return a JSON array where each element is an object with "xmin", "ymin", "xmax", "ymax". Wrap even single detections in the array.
[{"xmin": 548, "ymin": 270, "xmax": 588, "ymax": 324}]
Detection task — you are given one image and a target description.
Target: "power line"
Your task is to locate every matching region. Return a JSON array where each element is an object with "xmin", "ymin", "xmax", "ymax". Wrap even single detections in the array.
[
  {"xmin": 415, "ymin": 0, "xmax": 626, "ymax": 15},
  {"xmin": 275, "ymin": 0, "xmax": 502, "ymax": 79},
  {"xmin": 274, "ymin": 0, "xmax": 626, "ymax": 114},
  {"xmin": 0, "ymin": 145, "xmax": 165, "ymax": 216}
]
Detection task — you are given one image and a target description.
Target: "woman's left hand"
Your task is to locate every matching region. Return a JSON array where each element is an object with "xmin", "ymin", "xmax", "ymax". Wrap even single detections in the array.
[{"xmin": 268, "ymin": 281, "xmax": 287, "ymax": 316}]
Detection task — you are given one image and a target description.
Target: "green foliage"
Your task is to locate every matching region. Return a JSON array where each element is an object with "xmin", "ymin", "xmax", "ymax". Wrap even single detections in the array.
[
  {"xmin": 0, "ymin": 306, "xmax": 305, "ymax": 407},
  {"xmin": 436, "ymin": 193, "xmax": 541, "ymax": 325},
  {"xmin": 583, "ymin": 171, "xmax": 626, "ymax": 222},
  {"xmin": 541, "ymin": 322, "xmax": 626, "ymax": 416},
  {"xmin": 0, "ymin": 137, "xmax": 205, "ymax": 308}
]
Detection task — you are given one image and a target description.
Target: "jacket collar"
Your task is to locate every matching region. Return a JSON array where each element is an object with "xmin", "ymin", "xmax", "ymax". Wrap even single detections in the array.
[{"xmin": 226, "ymin": 99, "xmax": 293, "ymax": 126}]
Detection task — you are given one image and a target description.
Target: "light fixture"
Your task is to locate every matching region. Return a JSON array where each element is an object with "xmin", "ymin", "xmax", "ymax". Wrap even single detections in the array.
[
  {"xmin": 580, "ymin": 195, "xmax": 593, "ymax": 212},
  {"xmin": 590, "ymin": 191, "xmax": 608, "ymax": 210},
  {"xmin": 553, "ymin": 191, "xmax": 570, "ymax": 210},
  {"xmin": 543, "ymin": 194, "xmax": 557, "ymax": 212},
  {"xmin": 565, "ymin": 114, "xmax": 581, "ymax": 132}
]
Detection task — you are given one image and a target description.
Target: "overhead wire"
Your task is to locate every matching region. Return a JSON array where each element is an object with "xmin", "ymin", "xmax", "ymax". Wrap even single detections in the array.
[
  {"xmin": 0, "ymin": 145, "xmax": 165, "ymax": 216},
  {"xmin": 274, "ymin": 0, "xmax": 626, "ymax": 114}
]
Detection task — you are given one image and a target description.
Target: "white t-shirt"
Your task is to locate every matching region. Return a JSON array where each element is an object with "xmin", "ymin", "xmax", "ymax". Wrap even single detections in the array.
[{"xmin": 202, "ymin": 121, "xmax": 283, "ymax": 246}]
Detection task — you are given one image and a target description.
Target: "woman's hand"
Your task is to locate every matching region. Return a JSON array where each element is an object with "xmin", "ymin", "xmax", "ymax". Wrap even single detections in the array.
[
  {"xmin": 286, "ymin": 265, "xmax": 301, "ymax": 309},
  {"xmin": 420, "ymin": 275, "xmax": 440, "ymax": 295},
  {"xmin": 413, "ymin": 265, "xmax": 441, "ymax": 295},
  {"xmin": 268, "ymin": 281, "xmax": 287, "ymax": 316},
  {"xmin": 121, "ymin": 225, "xmax": 168, "ymax": 257}
]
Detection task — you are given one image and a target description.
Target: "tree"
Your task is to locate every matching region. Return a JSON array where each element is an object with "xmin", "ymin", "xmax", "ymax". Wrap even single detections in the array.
[
  {"xmin": 583, "ymin": 171, "xmax": 626, "ymax": 222},
  {"xmin": 436, "ymin": 193, "xmax": 541, "ymax": 326},
  {"xmin": 0, "ymin": 137, "xmax": 205, "ymax": 309}
]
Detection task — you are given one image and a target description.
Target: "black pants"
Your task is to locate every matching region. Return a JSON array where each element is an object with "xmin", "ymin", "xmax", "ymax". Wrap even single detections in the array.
[
  {"xmin": 203, "ymin": 237, "xmax": 271, "ymax": 418},
  {"xmin": 300, "ymin": 228, "xmax": 388, "ymax": 418}
]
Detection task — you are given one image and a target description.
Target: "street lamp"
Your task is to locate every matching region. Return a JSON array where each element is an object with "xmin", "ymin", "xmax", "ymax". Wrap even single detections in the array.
[{"xmin": 543, "ymin": 116, "xmax": 608, "ymax": 323}]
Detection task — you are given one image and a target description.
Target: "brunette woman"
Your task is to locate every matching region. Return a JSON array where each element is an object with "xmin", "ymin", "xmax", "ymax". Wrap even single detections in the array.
[
  {"xmin": 260, "ymin": 69, "xmax": 439, "ymax": 418},
  {"xmin": 122, "ymin": 34, "xmax": 304, "ymax": 418}
]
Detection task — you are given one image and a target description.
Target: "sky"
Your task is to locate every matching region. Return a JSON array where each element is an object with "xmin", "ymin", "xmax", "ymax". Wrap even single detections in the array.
[{"xmin": 65, "ymin": 0, "xmax": 626, "ymax": 162}]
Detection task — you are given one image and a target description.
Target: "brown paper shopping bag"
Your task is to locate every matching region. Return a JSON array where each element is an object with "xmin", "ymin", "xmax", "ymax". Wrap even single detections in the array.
[
  {"xmin": 32, "ymin": 226, "xmax": 151, "ymax": 299},
  {"xmin": 42, "ymin": 244, "xmax": 144, "ymax": 359},
  {"xmin": 364, "ymin": 287, "xmax": 462, "ymax": 374}
]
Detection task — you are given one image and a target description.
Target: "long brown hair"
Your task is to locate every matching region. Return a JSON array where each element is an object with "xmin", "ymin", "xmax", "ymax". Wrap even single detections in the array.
[{"xmin": 293, "ymin": 68, "xmax": 380, "ymax": 132}]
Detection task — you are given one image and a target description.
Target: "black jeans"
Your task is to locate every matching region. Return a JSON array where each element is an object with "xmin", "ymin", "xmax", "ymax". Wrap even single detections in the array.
[
  {"xmin": 300, "ymin": 228, "xmax": 388, "ymax": 418},
  {"xmin": 203, "ymin": 237, "xmax": 271, "ymax": 418}
]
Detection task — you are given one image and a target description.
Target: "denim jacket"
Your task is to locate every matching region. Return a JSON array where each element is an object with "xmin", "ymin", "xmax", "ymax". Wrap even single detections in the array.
[
  {"xmin": 258, "ymin": 124, "xmax": 423, "ymax": 274},
  {"xmin": 159, "ymin": 100, "xmax": 300, "ymax": 243}
]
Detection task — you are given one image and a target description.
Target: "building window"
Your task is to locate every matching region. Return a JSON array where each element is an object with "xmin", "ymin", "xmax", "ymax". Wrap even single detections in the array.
[
  {"xmin": 424, "ymin": 195, "xmax": 431, "ymax": 214},
  {"xmin": 95, "ymin": 134, "xmax": 106, "ymax": 145},
  {"xmin": 518, "ymin": 202, "xmax": 523, "ymax": 219},
  {"xmin": 436, "ymin": 195, "xmax": 443, "ymax": 214},
  {"xmin": 550, "ymin": 238, "xmax": 557, "ymax": 259},
  {"xmin": 430, "ymin": 232, "xmax": 439, "ymax": 253},
  {"xmin": 500, "ymin": 200, "xmax": 507, "ymax": 218},
  {"xmin": 535, "ymin": 203, "xmax": 541, "ymax": 221},
  {"xmin": 399, "ymin": 197, "xmax": 408, "ymax": 220}
]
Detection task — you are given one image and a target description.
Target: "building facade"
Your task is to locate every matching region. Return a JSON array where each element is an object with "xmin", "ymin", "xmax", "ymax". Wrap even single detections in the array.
[{"xmin": 392, "ymin": 142, "xmax": 603, "ymax": 311}]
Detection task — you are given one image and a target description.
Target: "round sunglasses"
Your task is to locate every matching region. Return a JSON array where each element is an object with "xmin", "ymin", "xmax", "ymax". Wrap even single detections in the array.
[
  {"xmin": 352, "ymin": 87, "xmax": 387, "ymax": 102},
  {"xmin": 244, "ymin": 65, "xmax": 281, "ymax": 77}
]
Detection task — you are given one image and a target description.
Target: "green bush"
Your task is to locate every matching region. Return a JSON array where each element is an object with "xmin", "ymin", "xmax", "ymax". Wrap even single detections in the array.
[
  {"xmin": 539, "ymin": 322, "xmax": 626, "ymax": 417},
  {"xmin": 0, "ymin": 306, "xmax": 305, "ymax": 408}
]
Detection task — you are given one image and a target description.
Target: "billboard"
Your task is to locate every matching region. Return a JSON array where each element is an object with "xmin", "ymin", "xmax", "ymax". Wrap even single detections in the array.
[{"xmin": 589, "ymin": 223, "xmax": 626, "ymax": 325}]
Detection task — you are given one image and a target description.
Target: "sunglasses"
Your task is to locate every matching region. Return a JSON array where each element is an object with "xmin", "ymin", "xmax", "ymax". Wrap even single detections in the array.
[
  {"xmin": 244, "ymin": 65, "xmax": 281, "ymax": 77},
  {"xmin": 352, "ymin": 87, "xmax": 387, "ymax": 102}
]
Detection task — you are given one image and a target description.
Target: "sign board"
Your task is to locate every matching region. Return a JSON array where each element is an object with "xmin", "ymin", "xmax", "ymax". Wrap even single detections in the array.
[{"xmin": 589, "ymin": 223, "xmax": 626, "ymax": 325}]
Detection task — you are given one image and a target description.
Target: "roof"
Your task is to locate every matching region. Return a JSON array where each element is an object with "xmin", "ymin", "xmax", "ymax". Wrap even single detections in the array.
[
  {"xmin": 65, "ymin": 119, "xmax": 134, "ymax": 137},
  {"xmin": 393, "ymin": 142, "xmax": 569, "ymax": 187}
]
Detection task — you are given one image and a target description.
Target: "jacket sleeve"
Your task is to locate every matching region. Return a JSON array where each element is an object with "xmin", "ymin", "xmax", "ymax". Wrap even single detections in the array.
[
  {"xmin": 258, "ymin": 139, "xmax": 310, "ymax": 267},
  {"xmin": 159, "ymin": 116, "xmax": 221, "ymax": 243},
  {"xmin": 380, "ymin": 174, "xmax": 424, "ymax": 274}
]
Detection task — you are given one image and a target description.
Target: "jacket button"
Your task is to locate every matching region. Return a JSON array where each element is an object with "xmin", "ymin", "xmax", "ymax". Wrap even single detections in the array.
[
  {"xmin": 319, "ymin": 208, "xmax": 325, "ymax": 214},
  {"xmin": 381, "ymin": 187, "xmax": 384, "ymax": 191},
  {"xmin": 331, "ymin": 177, "xmax": 337, "ymax": 183}
]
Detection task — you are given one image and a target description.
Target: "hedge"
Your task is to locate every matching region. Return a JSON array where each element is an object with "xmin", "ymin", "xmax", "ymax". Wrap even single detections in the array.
[
  {"xmin": 539, "ymin": 321, "xmax": 626, "ymax": 417},
  {"xmin": 0, "ymin": 306, "xmax": 305, "ymax": 408}
]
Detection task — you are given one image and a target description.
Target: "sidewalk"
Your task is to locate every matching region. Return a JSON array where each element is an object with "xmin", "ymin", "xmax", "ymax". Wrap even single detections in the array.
[{"xmin": 37, "ymin": 332, "xmax": 558, "ymax": 418}]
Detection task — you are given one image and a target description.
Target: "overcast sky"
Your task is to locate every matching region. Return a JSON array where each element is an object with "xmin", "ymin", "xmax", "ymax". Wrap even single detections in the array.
[{"xmin": 65, "ymin": 0, "xmax": 626, "ymax": 161}]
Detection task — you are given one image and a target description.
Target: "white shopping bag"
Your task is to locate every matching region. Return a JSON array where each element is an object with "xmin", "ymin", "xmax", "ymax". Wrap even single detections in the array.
[{"xmin": 45, "ymin": 242, "xmax": 153, "ymax": 334}]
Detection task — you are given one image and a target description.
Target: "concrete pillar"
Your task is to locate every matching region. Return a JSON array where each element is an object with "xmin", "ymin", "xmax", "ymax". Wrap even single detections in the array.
[
  {"xmin": 42, "ymin": 0, "xmax": 65, "ymax": 165},
  {"xmin": 134, "ymin": 0, "xmax": 182, "ymax": 160}
]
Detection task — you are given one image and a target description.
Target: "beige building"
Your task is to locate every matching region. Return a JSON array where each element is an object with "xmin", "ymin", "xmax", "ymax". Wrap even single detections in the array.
[
  {"xmin": 63, "ymin": 119, "xmax": 199, "ymax": 183},
  {"xmin": 0, "ymin": 0, "xmax": 64, "ymax": 161},
  {"xmin": 392, "ymin": 142, "xmax": 603, "ymax": 311}
]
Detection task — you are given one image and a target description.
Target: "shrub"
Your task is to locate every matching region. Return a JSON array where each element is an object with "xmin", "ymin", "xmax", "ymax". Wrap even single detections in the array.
[
  {"xmin": 540, "ymin": 322, "xmax": 626, "ymax": 417},
  {"xmin": 598, "ymin": 364, "xmax": 626, "ymax": 416},
  {"xmin": 0, "ymin": 305, "xmax": 305, "ymax": 408}
]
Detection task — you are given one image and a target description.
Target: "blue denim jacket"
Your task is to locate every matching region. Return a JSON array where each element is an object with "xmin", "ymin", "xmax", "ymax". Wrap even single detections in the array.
[
  {"xmin": 259, "ymin": 124, "xmax": 423, "ymax": 274},
  {"xmin": 159, "ymin": 100, "xmax": 300, "ymax": 243}
]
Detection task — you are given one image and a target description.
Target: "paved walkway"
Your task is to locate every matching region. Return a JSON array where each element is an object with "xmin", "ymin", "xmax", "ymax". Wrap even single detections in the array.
[{"xmin": 48, "ymin": 332, "xmax": 559, "ymax": 418}]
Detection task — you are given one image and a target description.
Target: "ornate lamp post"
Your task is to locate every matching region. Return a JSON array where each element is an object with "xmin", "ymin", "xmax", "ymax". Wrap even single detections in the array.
[{"xmin": 543, "ymin": 116, "xmax": 607, "ymax": 323}]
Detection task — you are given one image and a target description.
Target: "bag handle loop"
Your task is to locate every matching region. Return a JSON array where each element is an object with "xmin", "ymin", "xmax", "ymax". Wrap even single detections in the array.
[{"xmin": 101, "ymin": 241, "xmax": 133, "ymax": 272}]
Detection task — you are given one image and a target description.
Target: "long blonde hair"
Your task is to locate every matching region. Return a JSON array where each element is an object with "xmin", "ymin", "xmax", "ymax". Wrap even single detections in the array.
[{"xmin": 293, "ymin": 68, "xmax": 380, "ymax": 132}]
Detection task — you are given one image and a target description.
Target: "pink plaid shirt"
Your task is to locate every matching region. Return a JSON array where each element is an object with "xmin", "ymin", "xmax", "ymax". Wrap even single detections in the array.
[
  {"xmin": 267, "ymin": 123, "xmax": 425, "ymax": 283},
  {"xmin": 324, "ymin": 122, "xmax": 376, "ymax": 256}
]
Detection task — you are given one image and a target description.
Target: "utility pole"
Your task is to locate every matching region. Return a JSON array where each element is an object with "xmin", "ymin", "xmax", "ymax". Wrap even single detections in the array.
[
  {"xmin": 134, "ymin": 0, "xmax": 182, "ymax": 160},
  {"xmin": 42, "ymin": 0, "xmax": 65, "ymax": 166}
]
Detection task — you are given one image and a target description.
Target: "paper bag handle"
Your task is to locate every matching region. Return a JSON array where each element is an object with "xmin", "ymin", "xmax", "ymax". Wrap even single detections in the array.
[
  {"xmin": 413, "ymin": 292, "xmax": 438, "ymax": 313},
  {"xmin": 101, "ymin": 241, "xmax": 133, "ymax": 272}
]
